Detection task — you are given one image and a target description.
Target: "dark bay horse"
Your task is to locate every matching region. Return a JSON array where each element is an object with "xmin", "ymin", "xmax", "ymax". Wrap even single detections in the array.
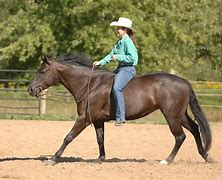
[{"xmin": 27, "ymin": 53, "xmax": 212, "ymax": 165}]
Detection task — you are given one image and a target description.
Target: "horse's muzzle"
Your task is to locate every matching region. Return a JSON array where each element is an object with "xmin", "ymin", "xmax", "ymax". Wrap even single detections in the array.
[{"xmin": 27, "ymin": 86, "xmax": 43, "ymax": 97}]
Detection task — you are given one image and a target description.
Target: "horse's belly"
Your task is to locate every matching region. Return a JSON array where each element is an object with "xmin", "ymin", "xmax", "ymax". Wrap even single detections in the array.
[{"xmin": 124, "ymin": 93, "xmax": 158, "ymax": 120}]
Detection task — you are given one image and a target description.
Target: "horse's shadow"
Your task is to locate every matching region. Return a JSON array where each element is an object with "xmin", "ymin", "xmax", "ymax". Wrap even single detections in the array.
[
  {"xmin": 60, "ymin": 157, "xmax": 147, "ymax": 163},
  {"xmin": 0, "ymin": 156, "xmax": 147, "ymax": 164},
  {"xmin": 0, "ymin": 156, "xmax": 48, "ymax": 162}
]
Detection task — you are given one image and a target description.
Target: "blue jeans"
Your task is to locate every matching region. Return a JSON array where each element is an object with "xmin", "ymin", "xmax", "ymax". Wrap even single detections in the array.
[{"xmin": 113, "ymin": 66, "xmax": 136, "ymax": 122}]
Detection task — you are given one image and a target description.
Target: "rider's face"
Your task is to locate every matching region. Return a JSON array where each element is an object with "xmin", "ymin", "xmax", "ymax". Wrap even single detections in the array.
[{"xmin": 116, "ymin": 26, "xmax": 127, "ymax": 37}]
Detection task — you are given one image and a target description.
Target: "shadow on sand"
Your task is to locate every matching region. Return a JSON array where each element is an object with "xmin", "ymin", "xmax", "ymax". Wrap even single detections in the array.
[{"xmin": 0, "ymin": 156, "xmax": 147, "ymax": 164}]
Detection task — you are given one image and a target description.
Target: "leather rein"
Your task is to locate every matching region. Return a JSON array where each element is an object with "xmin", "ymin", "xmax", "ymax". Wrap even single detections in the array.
[
  {"xmin": 60, "ymin": 64, "xmax": 95, "ymax": 126},
  {"xmin": 85, "ymin": 65, "xmax": 95, "ymax": 126}
]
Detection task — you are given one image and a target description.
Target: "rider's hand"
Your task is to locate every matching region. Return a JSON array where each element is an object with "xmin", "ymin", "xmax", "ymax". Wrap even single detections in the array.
[
  {"xmin": 93, "ymin": 61, "xmax": 101, "ymax": 66},
  {"xmin": 112, "ymin": 55, "xmax": 116, "ymax": 61}
]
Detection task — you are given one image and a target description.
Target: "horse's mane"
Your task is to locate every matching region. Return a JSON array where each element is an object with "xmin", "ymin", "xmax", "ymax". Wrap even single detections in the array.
[
  {"xmin": 54, "ymin": 52, "xmax": 93, "ymax": 67},
  {"xmin": 52, "ymin": 52, "xmax": 113, "ymax": 75}
]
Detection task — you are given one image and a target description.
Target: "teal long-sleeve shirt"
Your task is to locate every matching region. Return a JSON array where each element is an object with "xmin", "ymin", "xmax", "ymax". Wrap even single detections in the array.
[{"xmin": 99, "ymin": 34, "xmax": 138, "ymax": 66}]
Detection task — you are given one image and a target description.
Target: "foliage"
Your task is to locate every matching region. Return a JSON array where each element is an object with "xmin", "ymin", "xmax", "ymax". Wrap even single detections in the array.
[{"xmin": 0, "ymin": 0, "xmax": 221, "ymax": 80}]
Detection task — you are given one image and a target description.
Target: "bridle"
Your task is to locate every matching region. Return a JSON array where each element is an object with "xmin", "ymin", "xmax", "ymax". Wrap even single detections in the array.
[
  {"xmin": 34, "ymin": 64, "xmax": 57, "ymax": 98},
  {"xmin": 37, "ymin": 62, "xmax": 64, "ymax": 97}
]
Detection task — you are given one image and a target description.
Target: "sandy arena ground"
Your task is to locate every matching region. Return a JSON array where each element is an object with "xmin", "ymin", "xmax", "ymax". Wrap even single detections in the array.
[{"xmin": 0, "ymin": 120, "xmax": 221, "ymax": 180}]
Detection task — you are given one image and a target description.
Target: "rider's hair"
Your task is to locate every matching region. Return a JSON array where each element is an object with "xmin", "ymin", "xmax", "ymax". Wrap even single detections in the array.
[{"xmin": 125, "ymin": 28, "xmax": 139, "ymax": 49}]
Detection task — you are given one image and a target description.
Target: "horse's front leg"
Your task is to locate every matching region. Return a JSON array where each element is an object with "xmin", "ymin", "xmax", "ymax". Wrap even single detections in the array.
[
  {"xmin": 46, "ymin": 116, "xmax": 88, "ymax": 165},
  {"xmin": 93, "ymin": 121, "xmax": 105, "ymax": 162}
]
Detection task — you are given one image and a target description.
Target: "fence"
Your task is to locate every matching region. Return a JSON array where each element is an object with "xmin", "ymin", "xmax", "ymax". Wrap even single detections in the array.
[
  {"xmin": 0, "ymin": 87, "xmax": 75, "ymax": 116},
  {"xmin": 190, "ymin": 80, "xmax": 222, "ymax": 108},
  {"xmin": 0, "ymin": 69, "xmax": 222, "ymax": 117}
]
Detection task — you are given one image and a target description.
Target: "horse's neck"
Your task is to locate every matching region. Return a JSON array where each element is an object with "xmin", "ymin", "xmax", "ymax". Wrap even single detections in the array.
[
  {"xmin": 55, "ymin": 63, "xmax": 90, "ymax": 99},
  {"xmin": 54, "ymin": 62, "xmax": 115, "ymax": 103}
]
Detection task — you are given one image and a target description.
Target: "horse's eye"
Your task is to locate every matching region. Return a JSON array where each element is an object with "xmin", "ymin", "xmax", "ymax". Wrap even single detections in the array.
[{"xmin": 41, "ymin": 68, "xmax": 49, "ymax": 74}]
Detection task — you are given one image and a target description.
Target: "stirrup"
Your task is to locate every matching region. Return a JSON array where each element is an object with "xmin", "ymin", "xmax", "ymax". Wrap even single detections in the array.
[{"xmin": 114, "ymin": 121, "xmax": 125, "ymax": 126}]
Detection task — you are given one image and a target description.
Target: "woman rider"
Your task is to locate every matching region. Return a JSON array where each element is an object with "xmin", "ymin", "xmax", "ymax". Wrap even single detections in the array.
[{"xmin": 93, "ymin": 17, "xmax": 139, "ymax": 126}]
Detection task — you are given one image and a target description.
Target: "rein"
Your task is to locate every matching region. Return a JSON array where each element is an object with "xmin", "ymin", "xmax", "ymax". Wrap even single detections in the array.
[{"xmin": 85, "ymin": 65, "xmax": 95, "ymax": 126}]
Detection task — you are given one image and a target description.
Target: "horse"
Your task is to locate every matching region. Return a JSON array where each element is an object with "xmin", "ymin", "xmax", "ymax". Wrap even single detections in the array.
[{"xmin": 27, "ymin": 53, "xmax": 212, "ymax": 165}]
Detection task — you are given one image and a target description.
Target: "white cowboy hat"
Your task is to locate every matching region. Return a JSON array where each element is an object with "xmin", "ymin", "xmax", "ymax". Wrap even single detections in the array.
[{"xmin": 110, "ymin": 17, "xmax": 134, "ymax": 30}]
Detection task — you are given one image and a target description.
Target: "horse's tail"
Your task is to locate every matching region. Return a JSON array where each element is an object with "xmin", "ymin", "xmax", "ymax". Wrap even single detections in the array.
[{"xmin": 187, "ymin": 82, "xmax": 212, "ymax": 152}]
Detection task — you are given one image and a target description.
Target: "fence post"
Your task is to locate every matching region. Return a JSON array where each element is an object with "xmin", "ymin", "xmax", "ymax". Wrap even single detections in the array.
[{"xmin": 39, "ymin": 89, "xmax": 48, "ymax": 116}]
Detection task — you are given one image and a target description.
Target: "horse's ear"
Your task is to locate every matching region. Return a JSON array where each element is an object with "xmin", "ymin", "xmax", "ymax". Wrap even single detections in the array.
[{"xmin": 42, "ymin": 55, "xmax": 51, "ymax": 65}]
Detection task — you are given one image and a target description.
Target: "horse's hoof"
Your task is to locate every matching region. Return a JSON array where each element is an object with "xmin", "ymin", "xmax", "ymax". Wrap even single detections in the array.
[
  {"xmin": 205, "ymin": 154, "xmax": 216, "ymax": 163},
  {"xmin": 45, "ymin": 159, "xmax": 57, "ymax": 166},
  {"xmin": 160, "ymin": 160, "xmax": 169, "ymax": 165},
  {"xmin": 99, "ymin": 156, "xmax": 106, "ymax": 162},
  {"xmin": 93, "ymin": 158, "xmax": 103, "ymax": 164}
]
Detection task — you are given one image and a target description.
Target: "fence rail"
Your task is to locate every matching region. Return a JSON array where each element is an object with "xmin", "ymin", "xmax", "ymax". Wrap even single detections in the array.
[
  {"xmin": 0, "ymin": 69, "xmax": 35, "ymax": 73},
  {"xmin": 0, "ymin": 105, "xmax": 38, "ymax": 109},
  {"xmin": 0, "ymin": 79, "xmax": 31, "ymax": 83}
]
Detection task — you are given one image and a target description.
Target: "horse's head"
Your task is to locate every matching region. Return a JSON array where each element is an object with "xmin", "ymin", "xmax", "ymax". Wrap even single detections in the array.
[{"xmin": 27, "ymin": 55, "xmax": 59, "ymax": 97}]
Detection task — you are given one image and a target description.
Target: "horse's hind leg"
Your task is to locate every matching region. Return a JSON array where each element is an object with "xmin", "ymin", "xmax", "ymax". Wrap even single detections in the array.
[
  {"xmin": 93, "ymin": 121, "xmax": 106, "ymax": 161},
  {"xmin": 46, "ymin": 115, "xmax": 88, "ymax": 165},
  {"xmin": 160, "ymin": 115, "xmax": 186, "ymax": 165},
  {"xmin": 181, "ymin": 112, "xmax": 208, "ymax": 161}
]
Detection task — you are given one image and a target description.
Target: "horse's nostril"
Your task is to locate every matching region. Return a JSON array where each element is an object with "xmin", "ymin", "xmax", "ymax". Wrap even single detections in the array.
[
  {"xmin": 27, "ymin": 87, "xmax": 32, "ymax": 92},
  {"xmin": 36, "ymin": 87, "xmax": 41, "ymax": 93},
  {"xmin": 27, "ymin": 87, "xmax": 35, "ymax": 95}
]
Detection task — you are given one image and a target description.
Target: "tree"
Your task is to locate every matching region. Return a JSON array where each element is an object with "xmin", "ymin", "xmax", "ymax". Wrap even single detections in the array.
[{"xmin": 0, "ymin": 0, "xmax": 221, "ymax": 81}]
